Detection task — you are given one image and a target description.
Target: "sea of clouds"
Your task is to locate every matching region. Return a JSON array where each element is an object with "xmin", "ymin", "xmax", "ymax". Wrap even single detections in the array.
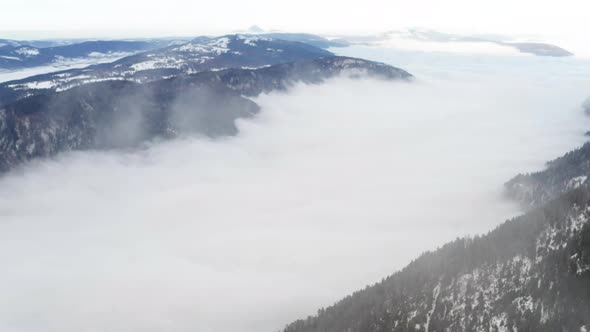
[{"xmin": 0, "ymin": 49, "xmax": 589, "ymax": 332}]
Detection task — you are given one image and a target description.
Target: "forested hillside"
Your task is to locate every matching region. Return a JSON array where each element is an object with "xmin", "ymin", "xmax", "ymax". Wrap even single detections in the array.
[{"xmin": 284, "ymin": 188, "xmax": 590, "ymax": 332}]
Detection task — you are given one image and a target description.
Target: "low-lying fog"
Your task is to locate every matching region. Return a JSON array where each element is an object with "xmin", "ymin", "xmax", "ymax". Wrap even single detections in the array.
[{"xmin": 1, "ymin": 50, "xmax": 590, "ymax": 332}]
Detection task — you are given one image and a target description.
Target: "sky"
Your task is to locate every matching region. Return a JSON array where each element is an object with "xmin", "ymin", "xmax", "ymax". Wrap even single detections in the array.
[{"xmin": 0, "ymin": 0, "xmax": 589, "ymax": 39}]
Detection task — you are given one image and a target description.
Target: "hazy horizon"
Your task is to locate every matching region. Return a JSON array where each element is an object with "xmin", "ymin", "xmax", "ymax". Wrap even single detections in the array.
[{"xmin": 2, "ymin": 0, "xmax": 589, "ymax": 36}]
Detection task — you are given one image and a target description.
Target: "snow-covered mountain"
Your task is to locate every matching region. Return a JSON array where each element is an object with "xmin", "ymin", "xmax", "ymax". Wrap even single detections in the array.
[
  {"xmin": 112, "ymin": 34, "xmax": 332, "ymax": 75},
  {"xmin": 0, "ymin": 56, "xmax": 410, "ymax": 172},
  {"xmin": 246, "ymin": 25, "xmax": 265, "ymax": 33},
  {"xmin": 0, "ymin": 38, "xmax": 73, "ymax": 49},
  {"xmin": 0, "ymin": 35, "xmax": 333, "ymax": 106},
  {"xmin": 0, "ymin": 40, "xmax": 179, "ymax": 70}
]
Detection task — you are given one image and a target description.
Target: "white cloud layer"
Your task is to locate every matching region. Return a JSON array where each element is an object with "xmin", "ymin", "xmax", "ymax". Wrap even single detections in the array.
[{"xmin": 0, "ymin": 52, "xmax": 589, "ymax": 332}]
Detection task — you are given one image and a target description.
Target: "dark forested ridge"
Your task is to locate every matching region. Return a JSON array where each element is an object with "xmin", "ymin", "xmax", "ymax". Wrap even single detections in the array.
[
  {"xmin": 0, "ymin": 56, "xmax": 409, "ymax": 173},
  {"xmin": 505, "ymin": 142, "xmax": 590, "ymax": 208},
  {"xmin": 166, "ymin": 56, "xmax": 411, "ymax": 97},
  {"xmin": 283, "ymin": 188, "xmax": 590, "ymax": 332},
  {"xmin": 0, "ymin": 32, "xmax": 411, "ymax": 175}
]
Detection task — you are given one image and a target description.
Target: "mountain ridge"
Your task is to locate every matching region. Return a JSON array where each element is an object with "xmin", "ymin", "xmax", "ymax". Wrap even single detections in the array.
[
  {"xmin": 0, "ymin": 34, "xmax": 333, "ymax": 107},
  {"xmin": 0, "ymin": 40, "xmax": 177, "ymax": 70},
  {"xmin": 0, "ymin": 56, "xmax": 410, "ymax": 173}
]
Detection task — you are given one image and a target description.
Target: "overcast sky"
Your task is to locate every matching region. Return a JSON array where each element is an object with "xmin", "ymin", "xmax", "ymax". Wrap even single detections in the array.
[{"xmin": 0, "ymin": 0, "xmax": 589, "ymax": 39}]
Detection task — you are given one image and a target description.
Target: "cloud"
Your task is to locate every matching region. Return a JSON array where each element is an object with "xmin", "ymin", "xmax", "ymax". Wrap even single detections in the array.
[{"xmin": 0, "ymin": 65, "xmax": 588, "ymax": 331}]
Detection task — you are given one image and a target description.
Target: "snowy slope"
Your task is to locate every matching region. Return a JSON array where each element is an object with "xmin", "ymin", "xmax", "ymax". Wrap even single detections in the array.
[
  {"xmin": 0, "ymin": 40, "xmax": 175, "ymax": 70},
  {"xmin": 0, "ymin": 35, "xmax": 332, "ymax": 106}
]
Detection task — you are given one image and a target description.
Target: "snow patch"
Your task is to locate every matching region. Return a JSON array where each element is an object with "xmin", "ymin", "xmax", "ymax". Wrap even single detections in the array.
[
  {"xmin": 425, "ymin": 282, "xmax": 441, "ymax": 332},
  {"xmin": 238, "ymin": 35, "xmax": 271, "ymax": 46},
  {"xmin": 0, "ymin": 55, "xmax": 21, "ymax": 61},
  {"xmin": 567, "ymin": 176, "xmax": 587, "ymax": 190},
  {"xmin": 8, "ymin": 80, "xmax": 55, "ymax": 90},
  {"xmin": 15, "ymin": 47, "xmax": 40, "ymax": 56}
]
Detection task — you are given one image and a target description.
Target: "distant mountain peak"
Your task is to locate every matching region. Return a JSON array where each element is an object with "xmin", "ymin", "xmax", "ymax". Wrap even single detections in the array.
[
  {"xmin": 178, "ymin": 34, "xmax": 274, "ymax": 54},
  {"xmin": 247, "ymin": 25, "xmax": 265, "ymax": 33}
]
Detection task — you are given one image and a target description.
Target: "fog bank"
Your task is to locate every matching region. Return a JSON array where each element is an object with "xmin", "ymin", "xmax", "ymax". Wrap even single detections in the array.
[{"xmin": 0, "ymin": 59, "xmax": 589, "ymax": 331}]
